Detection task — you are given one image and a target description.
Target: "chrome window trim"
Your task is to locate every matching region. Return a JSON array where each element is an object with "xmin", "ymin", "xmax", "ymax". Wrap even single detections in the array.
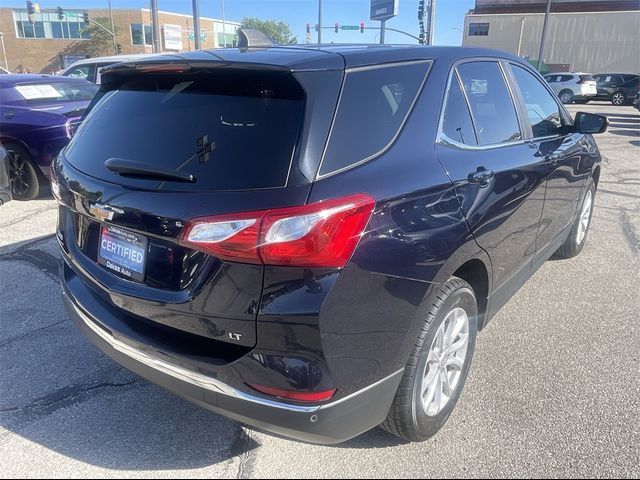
[
  {"xmin": 436, "ymin": 57, "xmax": 525, "ymax": 151},
  {"xmin": 315, "ymin": 59, "xmax": 433, "ymax": 180}
]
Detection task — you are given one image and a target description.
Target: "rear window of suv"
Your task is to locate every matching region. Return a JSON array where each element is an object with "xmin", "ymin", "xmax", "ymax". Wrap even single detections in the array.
[
  {"xmin": 318, "ymin": 61, "xmax": 431, "ymax": 177},
  {"xmin": 64, "ymin": 68, "xmax": 305, "ymax": 191}
]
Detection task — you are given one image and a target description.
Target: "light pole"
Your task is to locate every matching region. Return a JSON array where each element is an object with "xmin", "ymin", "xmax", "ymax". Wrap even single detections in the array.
[
  {"xmin": 192, "ymin": 0, "xmax": 201, "ymax": 49},
  {"xmin": 107, "ymin": 0, "xmax": 117, "ymax": 54},
  {"xmin": 537, "ymin": 0, "xmax": 552, "ymax": 70},
  {"xmin": 317, "ymin": 0, "xmax": 322, "ymax": 44},
  {"xmin": 0, "ymin": 32, "xmax": 8, "ymax": 71},
  {"xmin": 221, "ymin": 0, "xmax": 226, "ymax": 47}
]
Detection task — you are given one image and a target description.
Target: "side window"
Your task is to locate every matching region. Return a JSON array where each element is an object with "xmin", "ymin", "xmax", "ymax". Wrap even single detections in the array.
[
  {"xmin": 319, "ymin": 61, "xmax": 431, "ymax": 176},
  {"xmin": 441, "ymin": 73, "xmax": 477, "ymax": 146},
  {"xmin": 544, "ymin": 75, "xmax": 555, "ymax": 83},
  {"xmin": 510, "ymin": 65, "xmax": 564, "ymax": 138},
  {"xmin": 561, "ymin": 75, "xmax": 573, "ymax": 83},
  {"xmin": 63, "ymin": 65, "xmax": 91, "ymax": 80},
  {"xmin": 456, "ymin": 61, "xmax": 521, "ymax": 145}
]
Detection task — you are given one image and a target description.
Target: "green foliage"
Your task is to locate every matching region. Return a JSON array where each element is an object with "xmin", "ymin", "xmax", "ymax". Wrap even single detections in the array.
[
  {"xmin": 82, "ymin": 17, "xmax": 120, "ymax": 56},
  {"xmin": 240, "ymin": 17, "xmax": 297, "ymax": 45}
]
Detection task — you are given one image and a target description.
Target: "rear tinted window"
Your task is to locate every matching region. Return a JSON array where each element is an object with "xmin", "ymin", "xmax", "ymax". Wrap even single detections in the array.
[
  {"xmin": 579, "ymin": 75, "xmax": 595, "ymax": 82},
  {"xmin": 65, "ymin": 69, "xmax": 305, "ymax": 191},
  {"xmin": 318, "ymin": 61, "xmax": 431, "ymax": 177},
  {"xmin": 456, "ymin": 61, "xmax": 521, "ymax": 146}
]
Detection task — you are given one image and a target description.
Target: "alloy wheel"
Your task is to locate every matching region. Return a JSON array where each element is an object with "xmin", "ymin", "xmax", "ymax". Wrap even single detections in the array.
[
  {"xmin": 612, "ymin": 93, "xmax": 625, "ymax": 105},
  {"xmin": 576, "ymin": 190, "xmax": 593, "ymax": 245},
  {"xmin": 8, "ymin": 149, "xmax": 31, "ymax": 197},
  {"xmin": 560, "ymin": 92, "xmax": 573, "ymax": 103},
  {"xmin": 421, "ymin": 307, "xmax": 470, "ymax": 417}
]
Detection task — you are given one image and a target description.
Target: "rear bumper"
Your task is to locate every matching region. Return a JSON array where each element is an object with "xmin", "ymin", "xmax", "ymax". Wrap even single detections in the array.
[{"xmin": 61, "ymin": 266, "xmax": 403, "ymax": 444}]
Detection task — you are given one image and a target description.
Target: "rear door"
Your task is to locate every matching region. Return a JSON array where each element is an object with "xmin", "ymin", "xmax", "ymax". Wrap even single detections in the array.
[
  {"xmin": 435, "ymin": 59, "xmax": 547, "ymax": 306},
  {"xmin": 507, "ymin": 63, "xmax": 585, "ymax": 259}
]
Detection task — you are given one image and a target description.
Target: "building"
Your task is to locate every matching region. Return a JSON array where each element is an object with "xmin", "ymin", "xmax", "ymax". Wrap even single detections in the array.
[
  {"xmin": 462, "ymin": 0, "xmax": 640, "ymax": 73},
  {"xmin": 0, "ymin": 6, "xmax": 240, "ymax": 74}
]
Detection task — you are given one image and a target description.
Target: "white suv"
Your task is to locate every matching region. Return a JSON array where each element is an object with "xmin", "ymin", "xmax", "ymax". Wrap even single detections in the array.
[{"xmin": 543, "ymin": 73, "xmax": 597, "ymax": 104}]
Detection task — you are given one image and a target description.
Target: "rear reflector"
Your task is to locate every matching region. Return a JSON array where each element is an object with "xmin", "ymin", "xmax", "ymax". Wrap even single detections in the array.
[
  {"xmin": 249, "ymin": 384, "xmax": 337, "ymax": 403},
  {"xmin": 180, "ymin": 193, "xmax": 375, "ymax": 268}
]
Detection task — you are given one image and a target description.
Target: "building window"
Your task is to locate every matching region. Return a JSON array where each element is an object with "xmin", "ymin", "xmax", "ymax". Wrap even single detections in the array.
[
  {"xmin": 131, "ymin": 24, "xmax": 153, "ymax": 45},
  {"xmin": 13, "ymin": 9, "xmax": 90, "ymax": 39},
  {"xmin": 217, "ymin": 32, "xmax": 237, "ymax": 48},
  {"xmin": 468, "ymin": 23, "xmax": 489, "ymax": 36}
]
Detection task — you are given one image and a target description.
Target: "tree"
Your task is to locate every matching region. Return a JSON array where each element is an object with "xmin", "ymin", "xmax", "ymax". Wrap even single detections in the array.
[
  {"xmin": 240, "ymin": 17, "xmax": 297, "ymax": 45},
  {"xmin": 81, "ymin": 17, "xmax": 120, "ymax": 57}
]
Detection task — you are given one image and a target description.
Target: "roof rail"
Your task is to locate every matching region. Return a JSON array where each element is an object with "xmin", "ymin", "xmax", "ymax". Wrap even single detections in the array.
[{"xmin": 237, "ymin": 28, "xmax": 275, "ymax": 49}]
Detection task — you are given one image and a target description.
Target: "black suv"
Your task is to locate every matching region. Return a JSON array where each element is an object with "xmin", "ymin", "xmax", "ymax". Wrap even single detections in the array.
[
  {"xmin": 54, "ymin": 43, "xmax": 607, "ymax": 444},
  {"xmin": 588, "ymin": 73, "xmax": 640, "ymax": 105}
]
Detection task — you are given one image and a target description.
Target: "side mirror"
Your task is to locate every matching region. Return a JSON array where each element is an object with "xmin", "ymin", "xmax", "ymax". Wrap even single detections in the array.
[{"xmin": 573, "ymin": 112, "xmax": 608, "ymax": 134}]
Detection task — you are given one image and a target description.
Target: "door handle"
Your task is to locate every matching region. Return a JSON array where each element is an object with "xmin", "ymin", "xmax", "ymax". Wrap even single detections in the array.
[{"xmin": 468, "ymin": 167, "xmax": 495, "ymax": 187}]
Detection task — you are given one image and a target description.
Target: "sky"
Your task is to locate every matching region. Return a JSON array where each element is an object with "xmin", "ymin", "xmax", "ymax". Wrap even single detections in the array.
[{"xmin": 17, "ymin": 0, "xmax": 475, "ymax": 45}]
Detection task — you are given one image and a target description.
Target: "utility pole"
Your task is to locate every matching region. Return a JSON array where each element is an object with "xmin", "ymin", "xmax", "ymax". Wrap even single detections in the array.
[
  {"xmin": 221, "ymin": 0, "xmax": 226, "ymax": 47},
  {"xmin": 317, "ymin": 0, "xmax": 322, "ymax": 44},
  {"xmin": 107, "ymin": 0, "xmax": 117, "ymax": 54},
  {"xmin": 428, "ymin": 0, "xmax": 436, "ymax": 45},
  {"xmin": 150, "ymin": 0, "xmax": 161, "ymax": 53},
  {"xmin": 380, "ymin": 20, "xmax": 386, "ymax": 44},
  {"xmin": 192, "ymin": 0, "xmax": 201, "ymax": 49},
  {"xmin": 537, "ymin": 0, "xmax": 552, "ymax": 70},
  {"xmin": 0, "ymin": 32, "xmax": 7, "ymax": 71}
]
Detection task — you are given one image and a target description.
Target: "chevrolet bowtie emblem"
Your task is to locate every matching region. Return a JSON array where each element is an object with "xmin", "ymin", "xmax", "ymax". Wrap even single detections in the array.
[{"xmin": 89, "ymin": 203, "xmax": 123, "ymax": 221}]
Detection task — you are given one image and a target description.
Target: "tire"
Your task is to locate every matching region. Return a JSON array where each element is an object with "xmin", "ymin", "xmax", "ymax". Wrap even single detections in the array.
[
  {"xmin": 611, "ymin": 91, "xmax": 626, "ymax": 106},
  {"xmin": 381, "ymin": 277, "xmax": 478, "ymax": 442},
  {"xmin": 554, "ymin": 178, "xmax": 596, "ymax": 259},
  {"xmin": 559, "ymin": 89, "xmax": 574, "ymax": 104},
  {"xmin": 5, "ymin": 142, "xmax": 41, "ymax": 201}
]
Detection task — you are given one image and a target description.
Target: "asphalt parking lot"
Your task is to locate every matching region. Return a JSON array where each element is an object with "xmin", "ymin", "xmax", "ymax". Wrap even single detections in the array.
[{"xmin": 1, "ymin": 102, "xmax": 638, "ymax": 478}]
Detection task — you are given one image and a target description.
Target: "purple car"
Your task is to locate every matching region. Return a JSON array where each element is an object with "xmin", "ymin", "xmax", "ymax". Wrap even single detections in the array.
[{"xmin": 0, "ymin": 75, "xmax": 98, "ymax": 200}]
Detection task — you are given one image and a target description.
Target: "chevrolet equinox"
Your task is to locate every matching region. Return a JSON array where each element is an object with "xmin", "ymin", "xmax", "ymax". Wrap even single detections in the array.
[{"xmin": 53, "ymin": 42, "xmax": 607, "ymax": 444}]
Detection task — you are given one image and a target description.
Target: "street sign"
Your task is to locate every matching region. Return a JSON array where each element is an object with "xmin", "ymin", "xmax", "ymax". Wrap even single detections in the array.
[
  {"xmin": 370, "ymin": 0, "xmax": 399, "ymax": 21},
  {"xmin": 341, "ymin": 25, "xmax": 359, "ymax": 30},
  {"xmin": 64, "ymin": 11, "xmax": 77, "ymax": 18}
]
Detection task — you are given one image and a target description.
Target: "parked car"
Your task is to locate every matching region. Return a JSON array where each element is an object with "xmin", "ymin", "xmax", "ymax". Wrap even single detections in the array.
[
  {"xmin": 0, "ymin": 145, "xmax": 12, "ymax": 205},
  {"xmin": 53, "ymin": 44, "xmax": 607, "ymax": 444},
  {"xmin": 543, "ymin": 72, "xmax": 597, "ymax": 104},
  {"xmin": 588, "ymin": 73, "xmax": 640, "ymax": 105},
  {"xmin": 0, "ymin": 74, "xmax": 98, "ymax": 200},
  {"xmin": 59, "ymin": 54, "xmax": 157, "ymax": 84},
  {"xmin": 633, "ymin": 91, "xmax": 640, "ymax": 112}
]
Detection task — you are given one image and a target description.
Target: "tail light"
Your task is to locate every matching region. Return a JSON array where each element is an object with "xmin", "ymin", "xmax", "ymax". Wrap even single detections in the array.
[
  {"xmin": 249, "ymin": 384, "xmax": 337, "ymax": 402},
  {"xmin": 180, "ymin": 193, "xmax": 375, "ymax": 268}
]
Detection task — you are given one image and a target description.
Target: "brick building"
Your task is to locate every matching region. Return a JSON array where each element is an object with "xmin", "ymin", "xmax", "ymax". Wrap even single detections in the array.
[{"xmin": 0, "ymin": 6, "xmax": 240, "ymax": 74}]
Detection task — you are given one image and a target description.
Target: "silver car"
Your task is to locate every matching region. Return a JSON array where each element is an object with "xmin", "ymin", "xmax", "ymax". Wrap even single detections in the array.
[{"xmin": 543, "ymin": 73, "xmax": 597, "ymax": 104}]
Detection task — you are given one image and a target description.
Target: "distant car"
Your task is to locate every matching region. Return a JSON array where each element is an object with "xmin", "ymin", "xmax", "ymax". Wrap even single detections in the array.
[
  {"xmin": 59, "ymin": 54, "xmax": 157, "ymax": 84},
  {"xmin": 590, "ymin": 73, "xmax": 640, "ymax": 105},
  {"xmin": 0, "ymin": 145, "xmax": 11, "ymax": 205},
  {"xmin": 633, "ymin": 91, "xmax": 640, "ymax": 112},
  {"xmin": 0, "ymin": 74, "xmax": 98, "ymax": 200},
  {"xmin": 543, "ymin": 73, "xmax": 597, "ymax": 104}
]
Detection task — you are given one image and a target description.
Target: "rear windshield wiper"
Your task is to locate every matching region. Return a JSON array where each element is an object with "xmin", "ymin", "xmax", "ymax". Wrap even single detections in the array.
[{"xmin": 105, "ymin": 158, "xmax": 196, "ymax": 183}]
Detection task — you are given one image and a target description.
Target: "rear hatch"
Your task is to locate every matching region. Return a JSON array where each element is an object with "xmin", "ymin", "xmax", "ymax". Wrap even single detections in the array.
[
  {"xmin": 577, "ymin": 74, "xmax": 597, "ymax": 95},
  {"xmin": 55, "ymin": 60, "xmax": 342, "ymax": 351}
]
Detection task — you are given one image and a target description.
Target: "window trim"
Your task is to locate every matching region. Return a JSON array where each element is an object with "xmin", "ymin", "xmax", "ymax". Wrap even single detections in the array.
[
  {"xmin": 315, "ymin": 59, "xmax": 433, "ymax": 180},
  {"xmin": 436, "ymin": 57, "xmax": 526, "ymax": 151},
  {"xmin": 505, "ymin": 61, "xmax": 574, "ymax": 142}
]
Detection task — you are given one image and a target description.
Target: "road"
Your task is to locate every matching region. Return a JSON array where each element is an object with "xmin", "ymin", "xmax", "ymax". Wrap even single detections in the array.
[{"xmin": 1, "ymin": 103, "xmax": 638, "ymax": 478}]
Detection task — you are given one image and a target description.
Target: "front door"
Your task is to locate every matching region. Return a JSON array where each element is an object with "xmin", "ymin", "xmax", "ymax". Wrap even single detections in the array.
[{"xmin": 435, "ymin": 60, "xmax": 547, "ymax": 309}]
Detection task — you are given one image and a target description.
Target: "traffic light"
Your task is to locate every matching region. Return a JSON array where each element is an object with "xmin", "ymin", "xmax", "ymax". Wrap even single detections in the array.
[
  {"xmin": 116, "ymin": 44, "xmax": 122, "ymax": 54},
  {"xmin": 360, "ymin": 22, "xmax": 365, "ymax": 33},
  {"xmin": 26, "ymin": 1, "xmax": 35, "ymax": 15},
  {"xmin": 84, "ymin": 12, "xmax": 89, "ymax": 24},
  {"xmin": 334, "ymin": 22, "xmax": 339, "ymax": 33},
  {"xmin": 306, "ymin": 23, "xmax": 310, "ymax": 34},
  {"xmin": 57, "ymin": 6, "xmax": 64, "ymax": 21},
  {"xmin": 418, "ymin": 0, "xmax": 426, "ymax": 19}
]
